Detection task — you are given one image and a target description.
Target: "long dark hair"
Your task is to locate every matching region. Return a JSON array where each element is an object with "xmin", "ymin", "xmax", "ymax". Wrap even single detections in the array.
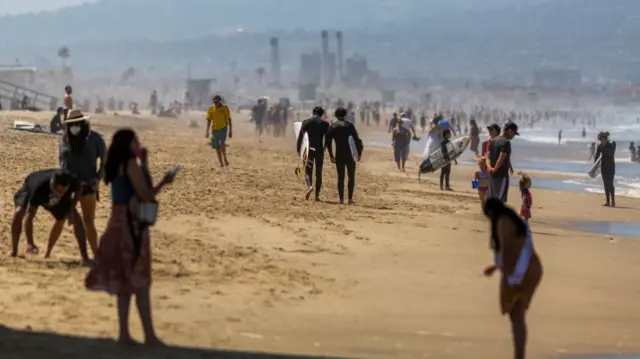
[
  {"xmin": 104, "ymin": 128, "xmax": 137, "ymax": 185},
  {"xmin": 484, "ymin": 198, "xmax": 527, "ymax": 252}
]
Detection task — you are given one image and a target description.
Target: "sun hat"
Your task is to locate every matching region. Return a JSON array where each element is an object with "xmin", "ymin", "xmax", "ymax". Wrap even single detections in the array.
[{"xmin": 64, "ymin": 108, "xmax": 91, "ymax": 123}]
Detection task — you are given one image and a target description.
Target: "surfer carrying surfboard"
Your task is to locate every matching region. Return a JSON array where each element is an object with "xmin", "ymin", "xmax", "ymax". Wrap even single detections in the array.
[
  {"xmin": 297, "ymin": 107, "xmax": 330, "ymax": 201},
  {"xmin": 326, "ymin": 107, "xmax": 363, "ymax": 205}
]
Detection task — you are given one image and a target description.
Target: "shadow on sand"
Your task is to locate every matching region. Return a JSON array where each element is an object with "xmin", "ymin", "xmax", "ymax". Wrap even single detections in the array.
[{"xmin": 0, "ymin": 325, "xmax": 350, "ymax": 359}]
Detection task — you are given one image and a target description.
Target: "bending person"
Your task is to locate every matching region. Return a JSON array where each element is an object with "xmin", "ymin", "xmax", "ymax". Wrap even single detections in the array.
[
  {"xmin": 11, "ymin": 169, "xmax": 89, "ymax": 262},
  {"xmin": 326, "ymin": 107, "xmax": 363, "ymax": 204},
  {"xmin": 297, "ymin": 106, "xmax": 329, "ymax": 201}
]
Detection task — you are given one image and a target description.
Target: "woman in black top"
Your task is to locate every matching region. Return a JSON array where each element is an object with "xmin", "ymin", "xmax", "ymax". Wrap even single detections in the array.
[{"xmin": 594, "ymin": 131, "xmax": 616, "ymax": 207}]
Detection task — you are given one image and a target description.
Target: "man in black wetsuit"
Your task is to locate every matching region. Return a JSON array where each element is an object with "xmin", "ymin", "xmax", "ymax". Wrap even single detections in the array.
[
  {"xmin": 326, "ymin": 107, "xmax": 364, "ymax": 205},
  {"xmin": 297, "ymin": 106, "xmax": 330, "ymax": 201},
  {"xmin": 595, "ymin": 131, "xmax": 616, "ymax": 207}
]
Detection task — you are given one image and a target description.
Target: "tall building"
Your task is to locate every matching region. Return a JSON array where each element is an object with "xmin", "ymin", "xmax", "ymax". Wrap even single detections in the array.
[
  {"xmin": 270, "ymin": 37, "xmax": 281, "ymax": 84},
  {"xmin": 345, "ymin": 54, "xmax": 369, "ymax": 85},
  {"xmin": 299, "ymin": 51, "xmax": 322, "ymax": 86}
]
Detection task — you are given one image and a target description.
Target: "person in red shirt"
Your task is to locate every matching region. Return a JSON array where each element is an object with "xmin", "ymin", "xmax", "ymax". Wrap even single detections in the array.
[{"xmin": 482, "ymin": 124, "xmax": 501, "ymax": 157}]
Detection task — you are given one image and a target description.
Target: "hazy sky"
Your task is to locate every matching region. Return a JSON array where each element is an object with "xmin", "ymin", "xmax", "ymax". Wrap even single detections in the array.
[{"xmin": 0, "ymin": 0, "xmax": 95, "ymax": 15}]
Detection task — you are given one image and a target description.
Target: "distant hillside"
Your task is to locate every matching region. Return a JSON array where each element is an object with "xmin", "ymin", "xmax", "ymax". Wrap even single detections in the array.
[
  {"xmin": 1, "ymin": 0, "xmax": 639, "ymax": 81},
  {"xmin": 0, "ymin": 0, "xmax": 551, "ymax": 45}
]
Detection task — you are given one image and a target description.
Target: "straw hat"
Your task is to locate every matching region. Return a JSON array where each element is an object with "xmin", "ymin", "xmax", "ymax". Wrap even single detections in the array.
[{"xmin": 64, "ymin": 108, "xmax": 91, "ymax": 123}]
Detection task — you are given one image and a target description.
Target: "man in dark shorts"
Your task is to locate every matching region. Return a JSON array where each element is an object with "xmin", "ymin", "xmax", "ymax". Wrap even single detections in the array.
[
  {"xmin": 486, "ymin": 122, "xmax": 519, "ymax": 202},
  {"xmin": 59, "ymin": 108, "xmax": 106, "ymax": 259},
  {"xmin": 11, "ymin": 169, "xmax": 90, "ymax": 262}
]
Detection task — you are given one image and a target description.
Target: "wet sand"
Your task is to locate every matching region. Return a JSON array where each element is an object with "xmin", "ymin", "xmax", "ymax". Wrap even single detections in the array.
[{"xmin": 0, "ymin": 111, "xmax": 639, "ymax": 359}]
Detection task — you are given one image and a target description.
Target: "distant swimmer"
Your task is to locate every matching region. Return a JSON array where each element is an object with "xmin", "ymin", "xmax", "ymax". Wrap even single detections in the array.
[
  {"xmin": 483, "ymin": 198, "xmax": 543, "ymax": 359},
  {"xmin": 297, "ymin": 107, "xmax": 329, "ymax": 201},
  {"xmin": 11, "ymin": 169, "xmax": 90, "ymax": 262},
  {"xmin": 588, "ymin": 142, "xmax": 596, "ymax": 161},
  {"xmin": 325, "ymin": 107, "xmax": 363, "ymax": 205},
  {"xmin": 581, "ymin": 127, "xmax": 587, "ymax": 138},
  {"xmin": 629, "ymin": 141, "xmax": 637, "ymax": 162}
]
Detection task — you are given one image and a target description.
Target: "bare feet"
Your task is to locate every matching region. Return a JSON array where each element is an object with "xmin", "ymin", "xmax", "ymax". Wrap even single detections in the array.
[
  {"xmin": 348, "ymin": 199, "xmax": 355, "ymax": 205},
  {"xmin": 25, "ymin": 244, "xmax": 39, "ymax": 255},
  {"xmin": 305, "ymin": 187, "xmax": 313, "ymax": 201}
]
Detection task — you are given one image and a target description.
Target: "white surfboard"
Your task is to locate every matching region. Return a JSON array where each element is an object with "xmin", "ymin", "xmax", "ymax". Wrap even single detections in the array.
[
  {"xmin": 293, "ymin": 121, "xmax": 309, "ymax": 177},
  {"xmin": 419, "ymin": 136, "xmax": 470, "ymax": 173},
  {"xmin": 348, "ymin": 135, "xmax": 359, "ymax": 162},
  {"xmin": 13, "ymin": 120, "xmax": 37, "ymax": 129},
  {"xmin": 588, "ymin": 155, "xmax": 602, "ymax": 179}
]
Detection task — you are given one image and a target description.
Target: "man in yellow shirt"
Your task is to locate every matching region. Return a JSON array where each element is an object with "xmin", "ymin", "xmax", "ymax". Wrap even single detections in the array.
[{"xmin": 205, "ymin": 95, "xmax": 233, "ymax": 167}]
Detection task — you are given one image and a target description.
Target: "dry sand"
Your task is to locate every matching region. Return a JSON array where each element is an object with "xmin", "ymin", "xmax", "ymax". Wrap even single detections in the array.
[{"xmin": 0, "ymin": 110, "xmax": 639, "ymax": 359}]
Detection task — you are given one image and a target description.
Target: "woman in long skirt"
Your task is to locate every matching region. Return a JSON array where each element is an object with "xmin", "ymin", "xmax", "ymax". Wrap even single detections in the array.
[{"xmin": 85, "ymin": 128, "xmax": 176, "ymax": 345}]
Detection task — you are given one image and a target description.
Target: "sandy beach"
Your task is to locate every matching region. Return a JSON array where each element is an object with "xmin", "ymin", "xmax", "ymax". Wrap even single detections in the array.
[{"xmin": 0, "ymin": 110, "xmax": 639, "ymax": 359}]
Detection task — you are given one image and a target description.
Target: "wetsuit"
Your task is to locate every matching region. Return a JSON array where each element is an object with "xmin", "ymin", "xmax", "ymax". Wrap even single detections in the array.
[
  {"xmin": 297, "ymin": 116, "xmax": 329, "ymax": 199},
  {"xmin": 326, "ymin": 119, "xmax": 363, "ymax": 202},
  {"xmin": 595, "ymin": 140, "xmax": 616, "ymax": 205}
]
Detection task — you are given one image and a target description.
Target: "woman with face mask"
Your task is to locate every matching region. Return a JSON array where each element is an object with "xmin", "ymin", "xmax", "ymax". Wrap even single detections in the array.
[
  {"xmin": 59, "ymin": 109, "xmax": 107, "ymax": 259},
  {"xmin": 85, "ymin": 128, "xmax": 178, "ymax": 345}
]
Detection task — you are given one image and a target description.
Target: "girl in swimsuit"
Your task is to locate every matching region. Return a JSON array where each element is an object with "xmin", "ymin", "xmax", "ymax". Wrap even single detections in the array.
[
  {"xmin": 519, "ymin": 173, "xmax": 532, "ymax": 223},
  {"xmin": 474, "ymin": 155, "xmax": 490, "ymax": 209},
  {"xmin": 483, "ymin": 198, "xmax": 543, "ymax": 359}
]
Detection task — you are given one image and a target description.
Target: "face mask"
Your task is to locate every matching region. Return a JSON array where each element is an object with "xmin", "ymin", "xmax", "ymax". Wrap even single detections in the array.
[
  {"xmin": 131, "ymin": 147, "xmax": 142, "ymax": 158},
  {"xmin": 69, "ymin": 126, "xmax": 81, "ymax": 135}
]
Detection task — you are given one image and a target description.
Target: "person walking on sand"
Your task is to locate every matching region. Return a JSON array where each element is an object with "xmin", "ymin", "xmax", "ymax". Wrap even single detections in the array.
[
  {"xmin": 205, "ymin": 95, "xmax": 233, "ymax": 168},
  {"xmin": 63, "ymin": 85, "xmax": 73, "ymax": 121},
  {"xmin": 326, "ymin": 107, "xmax": 363, "ymax": 204},
  {"xmin": 486, "ymin": 122, "xmax": 519, "ymax": 203},
  {"xmin": 595, "ymin": 131, "xmax": 616, "ymax": 207},
  {"xmin": 391, "ymin": 117, "xmax": 411, "ymax": 171},
  {"xmin": 483, "ymin": 198, "xmax": 542, "ymax": 359},
  {"xmin": 59, "ymin": 109, "xmax": 106, "ymax": 260},
  {"xmin": 297, "ymin": 107, "xmax": 330, "ymax": 201},
  {"xmin": 86, "ymin": 128, "xmax": 178, "ymax": 346},
  {"xmin": 10, "ymin": 169, "xmax": 90, "ymax": 263}
]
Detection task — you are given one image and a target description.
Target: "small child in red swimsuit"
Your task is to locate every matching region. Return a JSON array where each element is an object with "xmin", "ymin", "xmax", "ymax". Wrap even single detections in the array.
[{"xmin": 519, "ymin": 173, "xmax": 533, "ymax": 223}]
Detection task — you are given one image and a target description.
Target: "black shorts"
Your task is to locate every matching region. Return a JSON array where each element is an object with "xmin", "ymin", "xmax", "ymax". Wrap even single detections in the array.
[
  {"xmin": 14, "ymin": 187, "xmax": 74, "ymax": 221},
  {"xmin": 80, "ymin": 183, "xmax": 96, "ymax": 196}
]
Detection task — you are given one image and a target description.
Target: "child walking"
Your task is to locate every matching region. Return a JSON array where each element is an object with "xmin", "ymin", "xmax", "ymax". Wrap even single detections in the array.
[
  {"xmin": 440, "ymin": 129, "xmax": 456, "ymax": 191},
  {"xmin": 519, "ymin": 173, "xmax": 533, "ymax": 223},
  {"xmin": 474, "ymin": 155, "xmax": 490, "ymax": 209}
]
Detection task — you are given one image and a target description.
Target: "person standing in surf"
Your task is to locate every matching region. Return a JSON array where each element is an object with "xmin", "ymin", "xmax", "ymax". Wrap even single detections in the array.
[
  {"xmin": 325, "ymin": 107, "xmax": 363, "ymax": 205},
  {"xmin": 297, "ymin": 107, "xmax": 330, "ymax": 201},
  {"xmin": 483, "ymin": 198, "xmax": 543, "ymax": 359},
  {"xmin": 595, "ymin": 131, "xmax": 616, "ymax": 207},
  {"xmin": 205, "ymin": 95, "xmax": 233, "ymax": 168},
  {"xmin": 59, "ymin": 109, "xmax": 107, "ymax": 260},
  {"xmin": 486, "ymin": 122, "xmax": 519, "ymax": 203}
]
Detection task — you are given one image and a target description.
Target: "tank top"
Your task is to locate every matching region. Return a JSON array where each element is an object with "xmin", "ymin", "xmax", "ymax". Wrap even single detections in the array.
[{"xmin": 111, "ymin": 168, "xmax": 135, "ymax": 204}]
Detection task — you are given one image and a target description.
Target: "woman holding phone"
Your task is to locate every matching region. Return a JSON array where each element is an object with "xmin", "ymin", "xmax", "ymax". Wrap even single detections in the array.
[{"xmin": 85, "ymin": 128, "xmax": 178, "ymax": 345}]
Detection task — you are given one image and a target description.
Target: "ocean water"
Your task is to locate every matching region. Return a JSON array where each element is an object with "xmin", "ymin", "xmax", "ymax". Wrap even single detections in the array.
[{"xmin": 373, "ymin": 116, "xmax": 640, "ymax": 198}]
